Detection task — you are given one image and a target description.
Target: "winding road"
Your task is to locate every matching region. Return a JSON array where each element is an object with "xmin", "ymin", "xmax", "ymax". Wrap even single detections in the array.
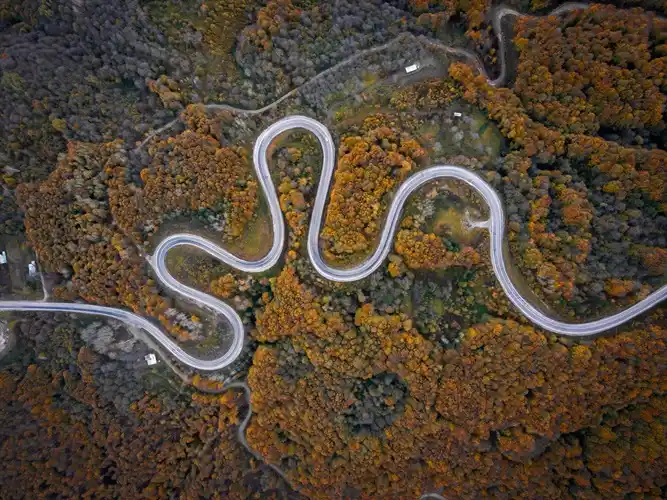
[{"xmin": 1, "ymin": 3, "xmax": 666, "ymax": 372}]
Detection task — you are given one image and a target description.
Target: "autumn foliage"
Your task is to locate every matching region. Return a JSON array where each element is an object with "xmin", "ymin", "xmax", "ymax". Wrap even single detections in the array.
[
  {"xmin": 4, "ymin": 1, "xmax": 667, "ymax": 498},
  {"xmin": 321, "ymin": 117, "xmax": 426, "ymax": 263},
  {"xmin": 247, "ymin": 265, "xmax": 667, "ymax": 497},
  {"xmin": 0, "ymin": 336, "xmax": 286, "ymax": 498},
  {"xmin": 513, "ymin": 5, "xmax": 666, "ymax": 135},
  {"xmin": 109, "ymin": 130, "xmax": 257, "ymax": 243},
  {"xmin": 395, "ymin": 228, "xmax": 480, "ymax": 270},
  {"xmin": 448, "ymin": 4, "xmax": 667, "ymax": 312}
]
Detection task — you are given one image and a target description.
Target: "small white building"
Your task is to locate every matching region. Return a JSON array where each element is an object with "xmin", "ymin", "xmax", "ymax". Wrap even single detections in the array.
[{"xmin": 405, "ymin": 62, "xmax": 421, "ymax": 74}]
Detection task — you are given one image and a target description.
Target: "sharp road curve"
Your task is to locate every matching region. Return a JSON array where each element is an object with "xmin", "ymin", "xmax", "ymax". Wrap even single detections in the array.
[{"xmin": 1, "ymin": 3, "xmax": 665, "ymax": 372}]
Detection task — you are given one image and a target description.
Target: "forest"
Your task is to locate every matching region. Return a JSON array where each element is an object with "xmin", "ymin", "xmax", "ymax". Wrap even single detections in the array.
[{"xmin": 0, "ymin": 0, "xmax": 665, "ymax": 498}]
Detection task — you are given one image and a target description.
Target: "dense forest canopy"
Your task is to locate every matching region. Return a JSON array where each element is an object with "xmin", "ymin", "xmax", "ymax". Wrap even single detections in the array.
[{"xmin": 0, "ymin": 0, "xmax": 665, "ymax": 498}]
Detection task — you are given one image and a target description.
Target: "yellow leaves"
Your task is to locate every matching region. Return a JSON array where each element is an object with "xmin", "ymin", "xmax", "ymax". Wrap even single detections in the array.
[
  {"xmin": 395, "ymin": 228, "xmax": 480, "ymax": 270},
  {"xmin": 514, "ymin": 37, "xmax": 530, "ymax": 51},
  {"xmin": 465, "ymin": 327, "xmax": 480, "ymax": 345},
  {"xmin": 387, "ymin": 261, "xmax": 403, "ymax": 278},
  {"xmin": 636, "ymin": 246, "xmax": 667, "ymax": 276},
  {"xmin": 289, "ymin": 190, "xmax": 306, "ymax": 210},
  {"xmin": 255, "ymin": 266, "xmax": 339, "ymax": 342},
  {"xmin": 558, "ymin": 187, "xmax": 593, "ymax": 230},
  {"xmin": 303, "ymin": 308, "xmax": 320, "ymax": 326},
  {"xmin": 570, "ymin": 344, "xmax": 592, "ymax": 365},
  {"xmin": 354, "ymin": 302, "xmax": 376, "ymax": 327},
  {"xmin": 603, "ymin": 180, "xmax": 622, "ymax": 194},
  {"xmin": 51, "ymin": 118, "xmax": 67, "ymax": 132},
  {"xmin": 604, "ymin": 279, "xmax": 635, "ymax": 298},
  {"xmin": 322, "ymin": 123, "xmax": 423, "ymax": 263},
  {"xmin": 278, "ymin": 178, "xmax": 292, "ymax": 195},
  {"xmin": 210, "ymin": 273, "xmax": 236, "ymax": 298},
  {"xmin": 523, "ymin": 247, "xmax": 543, "ymax": 270},
  {"xmin": 390, "ymin": 78, "xmax": 463, "ymax": 112},
  {"xmin": 598, "ymin": 425, "xmax": 618, "ymax": 442},
  {"xmin": 124, "ymin": 130, "xmax": 256, "ymax": 241}
]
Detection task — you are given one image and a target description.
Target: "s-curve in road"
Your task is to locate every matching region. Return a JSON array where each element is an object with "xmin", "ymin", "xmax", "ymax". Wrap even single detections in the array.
[
  {"xmin": 2, "ymin": 2, "xmax": 666, "ymax": 370},
  {"xmin": 2, "ymin": 115, "xmax": 666, "ymax": 372}
]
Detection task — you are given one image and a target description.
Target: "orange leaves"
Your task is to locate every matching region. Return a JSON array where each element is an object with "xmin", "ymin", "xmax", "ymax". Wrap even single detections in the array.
[
  {"xmin": 255, "ymin": 266, "xmax": 343, "ymax": 342},
  {"xmin": 567, "ymin": 134, "xmax": 666, "ymax": 202},
  {"xmin": 17, "ymin": 141, "xmax": 204, "ymax": 340},
  {"xmin": 408, "ymin": 0, "xmax": 489, "ymax": 30},
  {"xmin": 516, "ymin": 169, "xmax": 596, "ymax": 305},
  {"xmin": 604, "ymin": 279, "xmax": 636, "ymax": 298},
  {"xmin": 321, "ymin": 120, "xmax": 423, "ymax": 263},
  {"xmin": 436, "ymin": 317, "xmax": 666, "ymax": 440},
  {"xmin": 557, "ymin": 186, "xmax": 593, "ymax": 230},
  {"xmin": 395, "ymin": 229, "xmax": 480, "ymax": 270},
  {"xmin": 248, "ymin": 305, "xmax": 667, "ymax": 496},
  {"xmin": 387, "ymin": 261, "xmax": 403, "ymax": 278},
  {"xmin": 242, "ymin": 0, "xmax": 301, "ymax": 51},
  {"xmin": 210, "ymin": 273, "xmax": 237, "ymax": 298},
  {"xmin": 514, "ymin": 4, "xmax": 666, "ymax": 134},
  {"xmin": 191, "ymin": 375, "xmax": 228, "ymax": 393},
  {"xmin": 514, "ymin": 36, "xmax": 530, "ymax": 51},
  {"xmin": 497, "ymin": 427, "xmax": 539, "ymax": 462},
  {"xmin": 248, "ymin": 288, "xmax": 666, "ymax": 497},
  {"xmin": 390, "ymin": 77, "xmax": 463, "ymax": 111},
  {"xmin": 111, "ymin": 130, "xmax": 257, "ymax": 242},
  {"xmin": 637, "ymin": 246, "xmax": 667, "ymax": 276},
  {"xmin": 0, "ymin": 346, "xmax": 269, "ymax": 498},
  {"xmin": 146, "ymin": 75, "xmax": 182, "ymax": 110},
  {"xmin": 584, "ymin": 397, "xmax": 667, "ymax": 496},
  {"xmin": 449, "ymin": 62, "xmax": 565, "ymax": 162}
]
